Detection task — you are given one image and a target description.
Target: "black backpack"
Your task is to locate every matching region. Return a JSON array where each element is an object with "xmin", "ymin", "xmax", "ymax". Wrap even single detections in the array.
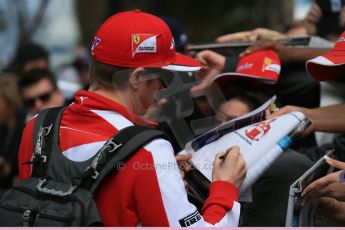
[{"xmin": 0, "ymin": 107, "xmax": 168, "ymax": 226}]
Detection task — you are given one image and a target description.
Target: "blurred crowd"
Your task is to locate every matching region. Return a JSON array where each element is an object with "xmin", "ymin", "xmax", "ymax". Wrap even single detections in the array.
[{"xmin": 1, "ymin": 0, "xmax": 345, "ymax": 227}]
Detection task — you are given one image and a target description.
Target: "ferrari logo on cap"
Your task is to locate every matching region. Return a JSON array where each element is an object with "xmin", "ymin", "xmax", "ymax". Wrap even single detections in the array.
[
  {"xmin": 262, "ymin": 57, "xmax": 280, "ymax": 74},
  {"xmin": 133, "ymin": 35, "xmax": 140, "ymax": 45},
  {"xmin": 132, "ymin": 34, "xmax": 158, "ymax": 58},
  {"xmin": 263, "ymin": 57, "xmax": 272, "ymax": 66}
]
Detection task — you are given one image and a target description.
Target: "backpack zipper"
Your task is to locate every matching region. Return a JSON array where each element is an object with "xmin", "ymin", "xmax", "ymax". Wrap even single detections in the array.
[
  {"xmin": 0, "ymin": 204, "xmax": 73, "ymax": 224},
  {"xmin": 10, "ymin": 186, "xmax": 83, "ymax": 223}
]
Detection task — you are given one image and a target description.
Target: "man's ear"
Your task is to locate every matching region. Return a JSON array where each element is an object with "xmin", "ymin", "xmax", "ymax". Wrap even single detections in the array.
[{"xmin": 129, "ymin": 67, "xmax": 146, "ymax": 91}]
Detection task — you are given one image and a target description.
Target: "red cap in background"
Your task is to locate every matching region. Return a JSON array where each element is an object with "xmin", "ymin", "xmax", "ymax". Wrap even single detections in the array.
[
  {"xmin": 212, "ymin": 49, "xmax": 281, "ymax": 85},
  {"xmin": 306, "ymin": 31, "xmax": 345, "ymax": 81}
]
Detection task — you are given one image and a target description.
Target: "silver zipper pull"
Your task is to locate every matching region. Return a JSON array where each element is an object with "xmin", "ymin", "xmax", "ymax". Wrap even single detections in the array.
[{"xmin": 22, "ymin": 210, "xmax": 32, "ymax": 226}]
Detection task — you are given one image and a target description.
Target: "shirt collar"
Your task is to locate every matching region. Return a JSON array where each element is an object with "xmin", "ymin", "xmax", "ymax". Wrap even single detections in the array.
[{"xmin": 73, "ymin": 90, "xmax": 158, "ymax": 127}]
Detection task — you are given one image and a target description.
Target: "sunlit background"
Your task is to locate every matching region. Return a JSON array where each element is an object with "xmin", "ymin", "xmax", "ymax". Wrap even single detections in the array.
[{"xmin": 0, "ymin": 0, "xmax": 312, "ymax": 72}]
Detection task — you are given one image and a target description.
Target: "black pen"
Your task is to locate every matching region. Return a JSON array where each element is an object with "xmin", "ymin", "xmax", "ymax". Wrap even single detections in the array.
[{"xmin": 219, "ymin": 149, "xmax": 230, "ymax": 160}]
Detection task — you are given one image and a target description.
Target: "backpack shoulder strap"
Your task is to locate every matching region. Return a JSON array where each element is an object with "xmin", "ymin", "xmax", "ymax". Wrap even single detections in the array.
[
  {"xmin": 81, "ymin": 125, "xmax": 170, "ymax": 193},
  {"xmin": 32, "ymin": 109, "xmax": 51, "ymax": 151},
  {"xmin": 31, "ymin": 107, "xmax": 66, "ymax": 177}
]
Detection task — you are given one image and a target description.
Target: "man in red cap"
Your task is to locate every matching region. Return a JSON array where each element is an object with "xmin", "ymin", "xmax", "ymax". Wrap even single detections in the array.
[{"xmin": 17, "ymin": 10, "xmax": 246, "ymax": 227}]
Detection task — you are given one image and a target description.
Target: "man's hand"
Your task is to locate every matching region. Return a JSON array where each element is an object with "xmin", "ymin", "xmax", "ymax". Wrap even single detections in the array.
[
  {"xmin": 305, "ymin": 2, "xmax": 322, "ymax": 24},
  {"xmin": 303, "ymin": 158, "xmax": 345, "ymax": 202},
  {"xmin": 239, "ymin": 39, "xmax": 288, "ymax": 61},
  {"xmin": 216, "ymin": 31, "xmax": 257, "ymax": 43},
  {"xmin": 325, "ymin": 157, "xmax": 345, "ymax": 170},
  {"xmin": 267, "ymin": 105, "xmax": 315, "ymax": 136},
  {"xmin": 314, "ymin": 197, "xmax": 345, "ymax": 225},
  {"xmin": 216, "ymin": 28, "xmax": 287, "ymax": 43},
  {"xmin": 175, "ymin": 153, "xmax": 192, "ymax": 190},
  {"xmin": 303, "ymin": 2, "xmax": 322, "ymax": 35},
  {"xmin": 212, "ymin": 146, "xmax": 247, "ymax": 188},
  {"xmin": 303, "ymin": 158, "xmax": 345, "ymax": 225},
  {"xmin": 191, "ymin": 50, "xmax": 226, "ymax": 94}
]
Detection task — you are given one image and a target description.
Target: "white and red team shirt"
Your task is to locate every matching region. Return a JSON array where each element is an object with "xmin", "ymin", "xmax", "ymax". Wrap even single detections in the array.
[{"xmin": 18, "ymin": 90, "xmax": 241, "ymax": 227}]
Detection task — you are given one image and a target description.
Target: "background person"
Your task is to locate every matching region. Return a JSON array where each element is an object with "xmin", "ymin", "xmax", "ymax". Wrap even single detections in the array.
[
  {"xmin": 8, "ymin": 43, "xmax": 49, "ymax": 75},
  {"xmin": 18, "ymin": 68, "xmax": 66, "ymax": 119},
  {"xmin": 0, "ymin": 76, "xmax": 25, "ymax": 196}
]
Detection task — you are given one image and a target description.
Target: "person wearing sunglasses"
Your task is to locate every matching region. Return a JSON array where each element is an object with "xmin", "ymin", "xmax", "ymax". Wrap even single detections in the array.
[{"xmin": 18, "ymin": 68, "xmax": 66, "ymax": 119}]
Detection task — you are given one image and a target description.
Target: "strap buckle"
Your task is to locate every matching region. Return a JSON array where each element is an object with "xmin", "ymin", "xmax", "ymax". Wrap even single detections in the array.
[
  {"xmin": 91, "ymin": 170, "xmax": 99, "ymax": 180},
  {"xmin": 33, "ymin": 124, "xmax": 53, "ymax": 162},
  {"xmin": 105, "ymin": 139, "xmax": 122, "ymax": 152},
  {"xmin": 36, "ymin": 155, "xmax": 47, "ymax": 163},
  {"xmin": 91, "ymin": 139, "xmax": 122, "ymax": 168},
  {"xmin": 84, "ymin": 166, "xmax": 100, "ymax": 180},
  {"xmin": 85, "ymin": 139, "xmax": 122, "ymax": 180},
  {"xmin": 22, "ymin": 209, "xmax": 37, "ymax": 227}
]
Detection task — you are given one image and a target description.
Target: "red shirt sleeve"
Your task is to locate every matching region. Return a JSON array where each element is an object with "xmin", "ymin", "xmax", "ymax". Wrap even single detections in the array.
[
  {"xmin": 18, "ymin": 118, "xmax": 35, "ymax": 179},
  {"xmin": 201, "ymin": 180, "xmax": 239, "ymax": 224}
]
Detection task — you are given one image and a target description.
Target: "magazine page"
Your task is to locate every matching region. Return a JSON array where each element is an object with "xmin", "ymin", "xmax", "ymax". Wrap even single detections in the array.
[
  {"xmin": 185, "ymin": 95, "xmax": 278, "ymax": 153},
  {"xmin": 188, "ymin": 111, "xmax": 308, "ymax": 192}
]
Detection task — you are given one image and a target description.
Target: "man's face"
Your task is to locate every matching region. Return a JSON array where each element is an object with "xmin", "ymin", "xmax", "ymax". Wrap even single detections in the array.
[
  {"xmin": 21, "ymin": 78, "xmax": 65, "ymax": 115},
  {"xmin": 216, "ymin": 98, "xmax": 251, "ymax": 123},
  {"xmin": 126, "ymin": 68, "xmax": 166, "ymax": 116},
  {"xmin": 136, "ymin": 77, "xmax": 164, "ymax": 115}
]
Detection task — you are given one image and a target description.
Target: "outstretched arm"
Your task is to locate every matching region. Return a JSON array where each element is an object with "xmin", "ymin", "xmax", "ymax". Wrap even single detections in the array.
[
  {"xmin": 268, "ymin": 104, "xmax": 345, "ymax": 135},
  {"xmin": 240, "ymin": 39, "xmax": 330, "ymax": 64}
]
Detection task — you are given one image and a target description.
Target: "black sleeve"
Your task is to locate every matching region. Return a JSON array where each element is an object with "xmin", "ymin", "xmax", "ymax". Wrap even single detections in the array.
[{"xmin": 223, "ymin": 56, "xmax": 239, "ymax": 73}]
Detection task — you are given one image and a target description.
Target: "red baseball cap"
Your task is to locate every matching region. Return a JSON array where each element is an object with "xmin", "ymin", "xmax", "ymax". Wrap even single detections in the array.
[
  {"xmin": 306, "ymin": 31, "xmax": 345, "ymax": 81},
  {"xmin": 91, "ymin": 10, "xmax": 201, "ymax": 72},
  {"xmin": 212, "ymin": 49, "xmax": 281, "ymax": 85}
]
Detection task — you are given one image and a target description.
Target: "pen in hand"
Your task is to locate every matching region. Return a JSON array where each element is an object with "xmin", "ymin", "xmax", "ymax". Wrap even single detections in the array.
[{"xmin": 219, "ymin": 148, "xmax": 231, "ymax": 161}]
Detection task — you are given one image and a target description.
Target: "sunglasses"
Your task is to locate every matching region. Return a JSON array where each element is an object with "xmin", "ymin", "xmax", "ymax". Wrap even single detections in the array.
[
  {"xmin": 23, "ymin": 91, "xmax": 54, "ymax": 108},
  {"xmin": 141, "ymin": 68, "xmax": 176, "ymax": 85}
]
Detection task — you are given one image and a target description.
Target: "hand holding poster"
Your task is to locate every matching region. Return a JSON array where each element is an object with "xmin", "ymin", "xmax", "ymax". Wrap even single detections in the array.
[{"xmin": 184, "ymin": 111, "xmax": 310, "ymax": 194}]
